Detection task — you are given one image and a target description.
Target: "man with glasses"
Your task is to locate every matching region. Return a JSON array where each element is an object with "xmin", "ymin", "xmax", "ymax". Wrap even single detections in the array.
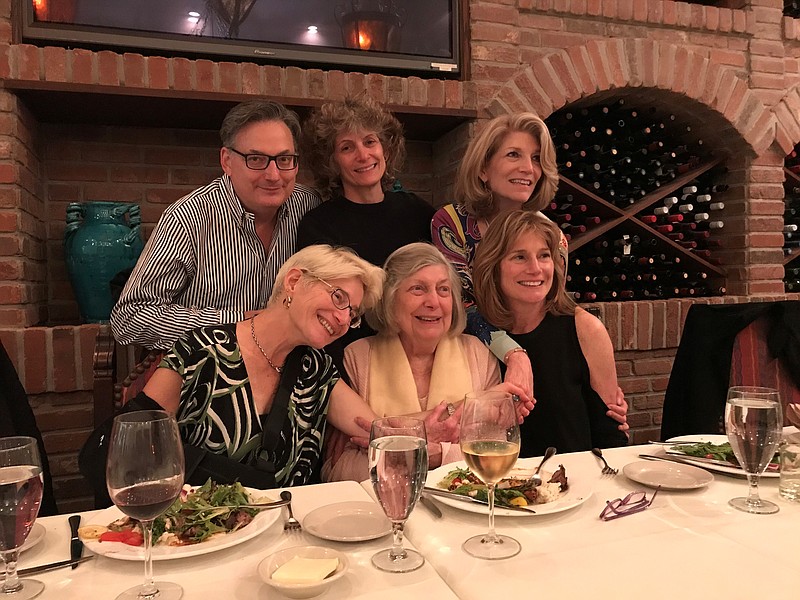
[{"xmin": 111, "ymin": 100, "xmax": 321, "ymax": 349}]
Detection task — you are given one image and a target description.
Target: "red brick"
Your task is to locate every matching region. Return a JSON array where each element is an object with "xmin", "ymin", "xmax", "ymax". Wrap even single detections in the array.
[
  {"xmin": 240, "ymin": 62, "xmax": 262, "ymax": 95},
  {"xmin": 78, "ymin": 325, "xmax": 99, "ymax": 390},
  {"xmin": 171, "ymin": 57, "xmax": 193, "ymax": 90},
  {"xmin": 97, "ymin": 51, "xmax": 119, "ymax": 86},
  {"xmin": 22, "ymin": 327, "xmax": 47, "ymax": 393},
  {"xmin": 15, "ymin": 44, "xmax": 40, "ymax": 81},
  {"xmin": 195, "ymin": 59, "xmax": 216, "ymax": 92},
  {"xmin": 122, "ymin": 53, "xmax": 145, "ymax": 87},
  {"xmin": 284, "ymin": 66, "xmax": 305, "ymax": 98},
  {"xmin": 218, "ymin": 61, "xmax": 239, "ymax": 94},
  {"xmin": 147, "ymin": 56, "xmax": 169, "ymax": 89},
  {"xmin": 263, "ymin": 65, "xmax": 283, "ymax": 96},
  {"xmin": 52, "ymin": 326, "xmax": 77, "ymax": 392},
  {"xmin": 42, "ymin": 46, "xmax": 67, "ymax": 82},
  {"xmin": 42, "ymin": 430, "xmax": 91, "ymax": 454}
]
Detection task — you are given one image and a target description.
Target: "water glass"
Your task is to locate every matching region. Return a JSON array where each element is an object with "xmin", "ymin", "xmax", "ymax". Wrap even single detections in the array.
[
  {"xmin": 0, "ymin": 436, "xmax": 44, "ymax": 600},
  {"xmin": 369, "ymin": 417, "xmax": 428, "ymax": 573},
  {"xmin": 779, "ymin": 431, "xmax": 800, "ymax": 502}
]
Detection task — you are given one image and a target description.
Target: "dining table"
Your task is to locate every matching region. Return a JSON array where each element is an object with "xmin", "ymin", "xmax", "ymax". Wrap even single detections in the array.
[{"xmin": 15, "ymin": 442, "xmax": 800, "ymax": 599}]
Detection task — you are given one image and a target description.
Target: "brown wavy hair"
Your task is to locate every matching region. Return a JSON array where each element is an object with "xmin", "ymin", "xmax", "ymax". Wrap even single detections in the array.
[
  {"xmin": 454, "ymin": 113, "xmax": 559, "ymax": 219},
  {"xmin": 473, "ymin": 210, "xmax": 575, "ymax": 332},
  {"xmin": 302, "ymin": 95, "xmax": 406, "ymax": 199}
]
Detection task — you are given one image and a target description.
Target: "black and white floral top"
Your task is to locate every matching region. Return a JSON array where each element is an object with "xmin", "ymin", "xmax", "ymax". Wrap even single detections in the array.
[{"xmin": 160, "ymin": 324, "xmax": 339, "ymax": 486}]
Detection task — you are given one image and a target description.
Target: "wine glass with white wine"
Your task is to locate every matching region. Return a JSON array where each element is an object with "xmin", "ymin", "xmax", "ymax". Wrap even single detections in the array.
[
  {"xmin": 725, "ymin": 386, "xmax": 783, "ymax": 514},
  {"xmin": 369, "ymin": 416, "xmax": 428, "ymax": 573},
  {"xmin": 107, "ymin": 410, "xmax": 185, "ymax": 599},
  {"xmin": 0, "ymin": 436, "xmax": 44, "ymax": 600},
  {"xmin": 460, "ymin": 390, "xmax": 521, "ymax": 559}
]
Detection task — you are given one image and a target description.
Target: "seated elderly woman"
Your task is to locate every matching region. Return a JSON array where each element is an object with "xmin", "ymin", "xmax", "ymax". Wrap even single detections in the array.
[
  {"xmin": 473, "ymin": 211, "xmax": 628, "ymax": 456},
  {"xmin": 323, "ymin": 242, "xmax": 529, "ymax": 482},
  {"xmin": 140, "ymin": 245, "xmax": 386, "ymax": 487}
]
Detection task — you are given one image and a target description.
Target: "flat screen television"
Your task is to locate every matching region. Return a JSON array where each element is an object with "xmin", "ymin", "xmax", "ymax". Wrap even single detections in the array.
[{"xmin": 18, "ymin": 0, "xmax": 462, "ymax": 76}]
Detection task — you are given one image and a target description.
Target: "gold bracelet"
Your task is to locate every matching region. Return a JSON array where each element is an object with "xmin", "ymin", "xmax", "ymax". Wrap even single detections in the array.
[{"xmin": 504, "ymin": 347, "xmax": 528, "ymax": 363}]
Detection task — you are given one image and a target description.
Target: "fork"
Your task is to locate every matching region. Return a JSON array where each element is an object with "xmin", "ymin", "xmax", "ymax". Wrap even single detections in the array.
[
  {"xmin": 591, "ymin": 447, "xmax": 618, "ymax": 475},
  {"xmin": 530, "ymin": 446, "xmax": 557, "ymax": 486},
  {"xmin": 280, "ymin": 490, "xmax": 302, "ymax": 532}
]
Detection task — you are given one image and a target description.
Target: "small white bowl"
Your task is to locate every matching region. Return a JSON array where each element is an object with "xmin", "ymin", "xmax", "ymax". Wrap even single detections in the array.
[{"xmin": 258, "ymin": 545, "xmax": 348, "ymax": 599}]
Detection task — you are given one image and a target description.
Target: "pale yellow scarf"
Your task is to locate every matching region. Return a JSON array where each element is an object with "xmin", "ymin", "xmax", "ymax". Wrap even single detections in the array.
[{"xmin": 367, "ymin": 335, "xmax": 474, "ymax": 417}]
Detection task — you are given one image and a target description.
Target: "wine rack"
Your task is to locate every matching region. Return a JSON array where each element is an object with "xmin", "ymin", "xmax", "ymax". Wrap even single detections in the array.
[
  {"xmin": 545, "ymin": 99, "xmax": 728, "ymax": 303},
  {"xmin": 783, "ymin": 149, "xmax": 800, "ymax": 292}
]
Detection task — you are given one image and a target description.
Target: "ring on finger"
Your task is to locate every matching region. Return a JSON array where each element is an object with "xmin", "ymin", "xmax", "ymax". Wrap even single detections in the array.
[
  {"xmin": 511, "ymin": 394, "xmax": 520, "ymax": 403},
  {"xmin": 446, "ymin": 403, "xmax": 456, "ymax": 416}
]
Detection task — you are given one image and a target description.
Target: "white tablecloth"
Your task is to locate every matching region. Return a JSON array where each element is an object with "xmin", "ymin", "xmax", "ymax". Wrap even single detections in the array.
[
  {"xmin": 402, "ymin": 444, "xmax": 800, "ymax": 600},
  {"xmin": 18, "ymin": 480, "xmax": 458, "ymax": 599}
]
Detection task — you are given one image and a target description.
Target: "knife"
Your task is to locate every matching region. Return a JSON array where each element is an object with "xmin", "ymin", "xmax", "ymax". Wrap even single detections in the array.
[
  {"xmin": 68, "ymin": 515, "xmax": 83, "ymax": 569},
  {"xmin": 419, "ymin": 494, "xmax": 443, "ymax": 518},
  {"xmin": 638, "ymin": 453, "xmax": 746, "ymax": 478},
  {"xmin": 15, "ymin": 556, "xmax": 94, "ymax": 577},
  {"xmin": 422, "ymin": 487, "xmax": 536, "ymax": 513}
]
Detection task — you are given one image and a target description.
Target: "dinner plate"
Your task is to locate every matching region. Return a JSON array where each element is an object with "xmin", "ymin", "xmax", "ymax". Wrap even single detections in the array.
[
  {"xmin": 665, "ymin": 435, "xmax": 780, "ymax": 479},
  {"xmin": 426, "ymin": 458, "xmax": 593, "ymax": 517},
  {"xmin": 83, "ymin": 489, "xmax": 281, "ymax": 561},
  {"xmin": 20, "ymin": 523, "xmax": 45, "ymax": 553},
  {"xmin": 302, "ymin": 502, "xmax": 392, "ymax": 542},
  {"xmin": 623, "ymin": 460, "xmax": 714, "ymax": 490}
]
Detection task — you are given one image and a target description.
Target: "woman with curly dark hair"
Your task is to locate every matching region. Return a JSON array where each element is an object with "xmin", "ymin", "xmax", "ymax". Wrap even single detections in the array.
[{"xmin": 297, "ymin": 95, "xmax": 436, "ymax": 364}]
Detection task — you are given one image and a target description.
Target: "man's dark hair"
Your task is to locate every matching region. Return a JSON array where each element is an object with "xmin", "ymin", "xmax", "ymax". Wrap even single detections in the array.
[{"xmin": 220, "ymin": 100, "xmax": 302, "ymax": 149}]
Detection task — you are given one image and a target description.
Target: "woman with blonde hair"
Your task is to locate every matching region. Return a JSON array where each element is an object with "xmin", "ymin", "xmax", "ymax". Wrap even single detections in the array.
[
  {"xmin": 140, "ymin": 245, "xmax": 389, "ymax": 487},
  {"xmin": 323, "ymin": 243, "xmax": 529, "ymax": 482},
  {"xmin": 473, "ymin": 211, "xmax": 627, "ymax": 455},
  {"xmin": 432, "ymin": 112, "xmax": 627, "ymax": 430}
]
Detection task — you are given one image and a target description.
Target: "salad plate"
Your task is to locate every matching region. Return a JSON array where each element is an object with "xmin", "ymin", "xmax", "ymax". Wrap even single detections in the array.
[
  {"xmin": 426, "ymin": 459, "xmax": 593, "ymax": 517},
  {"xmin": 665, "ymin": 435, "xmax": 780, "ymax": 479},
  {"xmin": 623, "ymin": 460, "xmax": 714, "ymax": 490},
  {"xmin": 20, "ymin": 523, "xmax": 45, "ymax": 553},
  {"xmin": 303, "ymin": 502, "xmax": 391, "ymax": 542},
  {"xmin": 83, "ymin": 487, "xmax": 282, "ymax": 561}
]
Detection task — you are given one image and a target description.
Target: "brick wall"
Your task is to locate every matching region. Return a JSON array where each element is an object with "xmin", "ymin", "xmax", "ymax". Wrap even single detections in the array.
[{"xmin": 1, "ymin": 0, "xmax": 800, "ymax": 509}]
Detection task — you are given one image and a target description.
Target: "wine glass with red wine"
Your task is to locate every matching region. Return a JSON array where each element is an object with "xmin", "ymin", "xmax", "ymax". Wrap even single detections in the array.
[
  {"xmin": 0, "ymin": 436, "xmax": 44, "ymax": 600},
  {"xmin": 107, "ymin": 410, "xmax": 185, "ymax": 600}
]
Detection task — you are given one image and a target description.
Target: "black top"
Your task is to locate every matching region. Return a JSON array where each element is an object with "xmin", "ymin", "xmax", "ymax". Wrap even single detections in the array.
[
  {"xmin": 296, "ymin": 190, "xmax": 436, "ymax": 369},
  {"xmin": 508, "ymin": 313, "xmax": 627, "ymax": 457}
]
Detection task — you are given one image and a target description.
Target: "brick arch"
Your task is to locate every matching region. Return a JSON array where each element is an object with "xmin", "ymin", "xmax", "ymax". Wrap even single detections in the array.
[
  {"xmin": 486, "ymin": 39, "xmax": 775, "ymax": 156},
  {"xmin": 773, "ymin": 82, "xmax": 800, "ymax": 156}
]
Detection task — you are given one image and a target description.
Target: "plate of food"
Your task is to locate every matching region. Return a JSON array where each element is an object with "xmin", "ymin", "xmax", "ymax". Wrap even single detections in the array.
[
  {"xmin": 426, "ymin": 458, "xmax": 592, "ymax": 517},
  {"xmin": 79, "ymin": 480, "xmax": 281, "ymax": 561},
  {"xmin": 664, "ymin": 435, "xmax": 780, "ymax": 479}
]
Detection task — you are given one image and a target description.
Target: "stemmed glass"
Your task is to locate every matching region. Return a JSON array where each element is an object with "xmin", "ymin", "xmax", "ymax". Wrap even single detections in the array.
[
  {"xmin": 460, "ymin": 390, "xmax": 521, "ymax": 559},
  {"xmin": 0, "ymin": 436, "xmax": 44, "ymax": 600},
  {"xmin": 107, "ymin": 410, "xmax": 185, "ymax": 599},
  {"xmin": 368, "ymin": 416, "xmax": 428, "ymax": 573},
  {"xmin": 725, "ymin": 386, "xmax": 783, "ymax": 515}
]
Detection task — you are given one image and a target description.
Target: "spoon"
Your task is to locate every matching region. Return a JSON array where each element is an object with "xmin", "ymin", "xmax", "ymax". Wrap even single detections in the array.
[{"xmin": 530, "ymin": 446, "xmax": 557, "ymax": 486}]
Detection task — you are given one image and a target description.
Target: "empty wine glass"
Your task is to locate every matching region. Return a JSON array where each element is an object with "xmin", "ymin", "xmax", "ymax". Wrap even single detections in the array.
[
  {"xmin": 0, "ymin": 436, "xmax": 44, "ymax": 600},
  {"xmin": 107, "ymin": 410, "xmax": 185, "ymax": 599},
  {"xmin": 725, "ymin": 386, "xmax": 783, "ymax": 514},
  {"xmin": 368, "ymin": 416, "xmax": 427, "ymax": 573},
  {"xmin": 460, "ymin": 390, "xmax": 521, "ymax": 559}
]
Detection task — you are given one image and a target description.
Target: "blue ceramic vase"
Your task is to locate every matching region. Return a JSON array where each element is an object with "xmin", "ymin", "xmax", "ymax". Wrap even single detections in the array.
[{"xmin": 64, "ymin": 202, "xmax": 144, "ymax": 323}]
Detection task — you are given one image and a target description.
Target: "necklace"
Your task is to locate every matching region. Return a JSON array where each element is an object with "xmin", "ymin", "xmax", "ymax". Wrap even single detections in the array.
[{"xmin": 249, "ymin": 317, "xmax": 284, "ymax": 374}]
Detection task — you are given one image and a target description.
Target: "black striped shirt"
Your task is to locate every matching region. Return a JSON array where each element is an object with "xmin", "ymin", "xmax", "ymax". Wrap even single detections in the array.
[{"xmin": 110, "ymin": 175, "xmax": 321, "ymax": 349}]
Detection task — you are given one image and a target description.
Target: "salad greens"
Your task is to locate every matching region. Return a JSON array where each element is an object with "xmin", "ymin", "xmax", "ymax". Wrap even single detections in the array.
[
  {"xmin": 671, "ymin": 442, "xmax": 779, "ymax": 466},
  {"xmin": 437, "ymin": 466, "xmax": 568, "ymax": 508},
  {"xmin": 107, "ymin": 480, "xmax": 264, "ymax": 546}
]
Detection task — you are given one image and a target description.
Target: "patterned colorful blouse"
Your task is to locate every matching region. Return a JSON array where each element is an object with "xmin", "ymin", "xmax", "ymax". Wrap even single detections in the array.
[{"xmin": 160, "ymin": 324, "xmax": 339, "ymax": 487}]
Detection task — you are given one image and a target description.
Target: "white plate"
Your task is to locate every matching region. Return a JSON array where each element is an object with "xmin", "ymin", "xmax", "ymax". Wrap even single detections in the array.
[
  {"xmin": 665, "ymin": 435, "xmax": 780, "ymax": 479},
  {"xmin": 303, "ymin": 501, "xmax": 391, "ymax": 542},
  {"xmin": 20, "ymin": 523, "xmax": 45, "ymax": 553},
  {"xmin": 426, "ymin": 458, "xmax": 593, "ymax": 517},
  {"xmin": 623, "ymin": 460, "xmax": 714, "ymax": 490},
  {"xmin": 83, "ymin": 490, "xmax": 281, "ymax": 561}
]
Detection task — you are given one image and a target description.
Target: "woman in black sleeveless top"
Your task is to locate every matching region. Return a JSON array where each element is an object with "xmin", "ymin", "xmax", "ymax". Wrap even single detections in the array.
[{"xmin": 473, "ymin": 211, "xmax": 628, "ymax": 457}]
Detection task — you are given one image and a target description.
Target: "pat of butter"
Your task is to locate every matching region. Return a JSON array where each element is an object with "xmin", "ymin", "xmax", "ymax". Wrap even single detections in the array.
[{"xmin": 272, "ymin": 557, "xmax": 339, "ymax": 583}]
